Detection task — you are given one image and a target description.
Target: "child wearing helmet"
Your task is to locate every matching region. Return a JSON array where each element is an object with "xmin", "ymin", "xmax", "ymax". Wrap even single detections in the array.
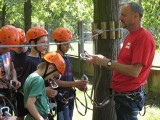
[
  {"xmin": 52, "ymin": 27, "xmax": 87, "ymax": 120},
  {"xmin": 10, "ymin": 28, "xmax": 30, "ymax": 82},
  {"xmin": 0, "ymin": 25, "xmax": 21, "ymax": 114},
  {"xmin": 0, "ymin": 25, "xmax": 21, "ymax": 88},
  {"xmin": 10, "ymin": 28, "xmax": 31, "ymax": 120},
  {"xmin": 17, "ymin": 26, "xmax": 58, "ymax": 120},
  {"xmin": 23, "ymin": 52, "xmax": 66, "ymax": 120},
  {"xmin": 20, "ymin": 26, "xmax": 48, "ymax": 86}
]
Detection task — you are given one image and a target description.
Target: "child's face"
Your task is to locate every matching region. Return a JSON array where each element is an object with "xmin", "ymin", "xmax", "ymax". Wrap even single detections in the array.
[
  {"xmin": 36, "ymin": 36, "xmax": 48, "ymax": 53},
  {"xmin": 45, "ymin": 65, "xmax": 60, "ymax": 80},
  {"xmin": 60, "ymin": 43, "xmax": 70, "ymax": 53}
]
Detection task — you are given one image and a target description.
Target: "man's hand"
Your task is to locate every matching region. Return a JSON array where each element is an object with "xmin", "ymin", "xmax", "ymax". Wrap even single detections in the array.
[{"xmin": 86, "ymin": 54, "xmax": 109, "ymax": 66}]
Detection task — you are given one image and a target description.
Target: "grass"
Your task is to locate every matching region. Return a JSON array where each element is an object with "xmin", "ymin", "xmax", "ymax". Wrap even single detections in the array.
[
  {"xmin": 138, "ymin": 94, "xmax": 160, "ymax": 120},
  {"xmin": 73, "ymin": 84, "xmax": 160, "ymax": 120}
]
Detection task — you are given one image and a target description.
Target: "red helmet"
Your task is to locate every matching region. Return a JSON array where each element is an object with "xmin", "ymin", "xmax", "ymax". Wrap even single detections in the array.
[
  {"xmin": 43, "ymin": 52, "xmax": 66, "ymax": 74},
  {"xmin": 52, "ymin": 27, "xmax": 73, "ymax": 42},
  {"xmin": 0, "ymin": 25, "xmax": 20, "ymax": 45},
  {"xmin": 26, "ymin": 27, "xmax": 48, "ymax": 43},
  {"xmin": 17, "ymin": 28, "xmax": 26, "ymax": 44}
]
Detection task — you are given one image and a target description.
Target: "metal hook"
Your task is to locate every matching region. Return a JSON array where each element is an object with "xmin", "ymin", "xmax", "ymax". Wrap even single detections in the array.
[
  {"xmin": 50, "ymin": 80, "xmax": 59, "ymax": 89},
  {"xmin": 80, "ymin": 50, "xmax": 91, "ymax": 60},
  {"xmin": 82, "ymin": 74, "xmax": 88, "ymax": 81}
]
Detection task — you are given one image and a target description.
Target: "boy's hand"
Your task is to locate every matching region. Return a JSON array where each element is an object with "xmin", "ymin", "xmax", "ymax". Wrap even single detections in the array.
[
  {"xmin": 12, "ymin": 80, "xmax": 21, "ymax": 89},
  {"xmin": 75, "ymin": 80, "xmax": 88, "ymax": 91},
  {"xmin": 45, "ymin": 87, "xmax": 58, "ymax": 98}
]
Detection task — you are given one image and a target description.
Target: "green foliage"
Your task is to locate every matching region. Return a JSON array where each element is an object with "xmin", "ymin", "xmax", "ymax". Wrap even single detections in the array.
[
  {"xmin": 0, "ymin": 0, "xmax": 93, "ymax": 36},
  {"xmin": 0, "ymin": 0, "xmax": 25, "ymax": 28},
  {"xmin": 5, "ymin": 0, "xmax": 26, "ymax": 5},
  {"xmin": 31, "ymin": 0, "xmax": 93, "ymax": 34},
  {"xmin": 142, "ymin": 0, "xmax": 160, "ymax": 50}
]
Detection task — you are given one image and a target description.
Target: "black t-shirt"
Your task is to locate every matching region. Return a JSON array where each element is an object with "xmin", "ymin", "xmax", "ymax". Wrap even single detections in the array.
[
  {"xmin": 19, "ymin": 55, "xmax": 42, "ymax": 86},
  {"xmin": 10, "ymin": 48, "xmax": 30, "ymax": 81}
]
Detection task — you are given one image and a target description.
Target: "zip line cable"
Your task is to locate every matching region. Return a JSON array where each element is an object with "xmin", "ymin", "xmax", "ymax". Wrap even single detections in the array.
[{"xmin": 0, "ymin": 28, "xmax": 123, "ymax": 48}]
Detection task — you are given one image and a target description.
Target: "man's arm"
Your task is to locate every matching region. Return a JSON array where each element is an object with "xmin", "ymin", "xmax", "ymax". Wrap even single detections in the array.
[
  {"xmin": 111, "ymin": 61, "xmax": 143, "ymax": 78},
  {"xmin": 87, "ymin": 55, "xmax": 143, "ymax": 78}
]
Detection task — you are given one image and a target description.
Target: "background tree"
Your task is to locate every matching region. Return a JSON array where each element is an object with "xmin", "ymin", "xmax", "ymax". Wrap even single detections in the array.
[
  {"xmin": 0, "ymin": 0, "xmax": 25, "ymax": 28},
  {"xmin": 1, "ymin": 2, "xmax": 6, "ymax": 26},
  {"xmin": 24, "ymin": 0, "xmax": 31, "ymax": 32},
  {"xmin": 142, "ymin": 0, "xmax": 160, "ymax": 50}
]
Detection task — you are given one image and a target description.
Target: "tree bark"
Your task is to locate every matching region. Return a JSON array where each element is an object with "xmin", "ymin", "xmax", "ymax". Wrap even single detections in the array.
[
  {"xmin": 24, "ymin": 0, "xmax": 32, "ymax": 32},
  {"xmin": 92, "ymin": 0, "xmax": 120, "ymax": 120},
  {"xmin": 1, "ymin": 4, "xmax": 6, "ymax": 27}
]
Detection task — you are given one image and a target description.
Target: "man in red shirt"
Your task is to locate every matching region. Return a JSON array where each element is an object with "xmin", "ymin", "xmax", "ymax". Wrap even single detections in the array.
[{"xmin": 87, "ymin": 2, "xmax": 156, "ymax": 120}]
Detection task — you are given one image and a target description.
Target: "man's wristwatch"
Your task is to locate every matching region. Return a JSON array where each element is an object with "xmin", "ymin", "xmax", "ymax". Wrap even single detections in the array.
[{"xmin": 107, "ymin": 59, "xmax": 112, "ymax": 67}]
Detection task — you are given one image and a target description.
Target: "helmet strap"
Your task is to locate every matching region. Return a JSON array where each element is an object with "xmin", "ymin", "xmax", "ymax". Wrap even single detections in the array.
[
  {"xmin": 57, "ymin": 41, "xmax": 65, "ymax": 55},
  {"xmin": 34, "ymin": 40, "xmax": 41, "ymax": 54},
  {"xmin": 30, "ymin": 38, "xmax": 41, "ymax": 55},
  {"xmin": 42, "ymin": 62, "xmax": 58, "ymax": 79}
]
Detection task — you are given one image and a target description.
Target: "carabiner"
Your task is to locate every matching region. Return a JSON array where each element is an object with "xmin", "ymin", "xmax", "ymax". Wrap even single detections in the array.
[
  {"xmin": 80, "ymin": 50, "xmax": 91, "ymax": 60},
  {"xmin": 82, "ymin": 74, "xmax": 88, "ymax": 81}
]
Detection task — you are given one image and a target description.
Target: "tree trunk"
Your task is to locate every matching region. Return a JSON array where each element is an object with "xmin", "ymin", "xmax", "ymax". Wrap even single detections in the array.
[
  {"xmin": 24, "ymin": 0, "xmax": 32, "ymax": 32},
  {"xmin": 92, "ymin": 0, "xmax": 120, "ymax": 120},
  {"xmin": 1, "ymin": 4, "xmax": 6, "ymax": 27}
]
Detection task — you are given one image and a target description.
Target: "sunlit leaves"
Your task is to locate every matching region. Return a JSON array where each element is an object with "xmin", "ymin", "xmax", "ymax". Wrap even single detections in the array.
[
  {"xmin": 142, "ymin": 0, "xmax": 160, "ymax": 42},
  {"xmin": 5, "ymin": 0, "xmax": 26, "ymax": 5},
  {"xmin": 0, "ymin": 0, "xmax": 93, "ymax": 37},
  {"xmin": 30, "ymin": 0, "xmax": 93, "ymax": 36}
]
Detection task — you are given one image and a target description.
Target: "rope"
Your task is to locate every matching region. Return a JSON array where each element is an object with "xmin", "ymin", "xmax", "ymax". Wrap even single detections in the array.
[
  {"xmin": 0, "ymin": 94, "xmax": 16, "ymax": 116},
  {"xmin": 74, "ymin": 92, "xmax": 89, "ymax": 116}
]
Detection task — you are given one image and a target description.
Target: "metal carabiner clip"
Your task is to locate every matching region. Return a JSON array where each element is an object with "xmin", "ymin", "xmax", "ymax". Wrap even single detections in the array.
[
  {"xmin": 49, "ymin": 75, "xmax": 61, "ymax": 89},
  {"xmin": 82, "ymin": 74, "xmax": 88, "ymax": 81},
  {"xmin": 80, "ymin": 50, "xmax": 91, "ymax": 60},
  {"xmin": 50, "ymin": 80, "xmax": 59, "ymax": 89}
]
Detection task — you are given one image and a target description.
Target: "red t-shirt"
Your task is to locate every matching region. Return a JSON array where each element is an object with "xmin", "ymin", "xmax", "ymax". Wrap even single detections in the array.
[{"xmin": 112, "ymin": 28, "xmax": 156, "ymax": 92}]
